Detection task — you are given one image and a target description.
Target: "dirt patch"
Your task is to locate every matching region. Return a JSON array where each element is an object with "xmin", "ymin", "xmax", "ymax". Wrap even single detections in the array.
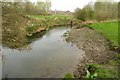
[{"xmin": 66, "ymin": 27, "xmax": 116, "ymax": 78}]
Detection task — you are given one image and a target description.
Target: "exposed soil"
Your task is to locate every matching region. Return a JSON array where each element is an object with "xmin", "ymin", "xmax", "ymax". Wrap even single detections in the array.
[{"xmin": 66, "ymin": 27, "xmax": 117, "ymax": 78}]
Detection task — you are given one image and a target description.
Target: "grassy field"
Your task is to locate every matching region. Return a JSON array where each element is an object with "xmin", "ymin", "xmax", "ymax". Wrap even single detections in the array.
[
  {"xmin": 89, "ymin": 21, "xmax": 119, "ymax": 48},
  {"xmin": 29, "ymin": 14, "xmax": 73, "ymax": 19},
  {"xmin": 30, "ymin": 15, "xmax": 72, "ymax": 19}
]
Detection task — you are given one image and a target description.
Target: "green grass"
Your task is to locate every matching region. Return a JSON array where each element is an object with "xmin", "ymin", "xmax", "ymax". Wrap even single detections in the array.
[
  {"xmin": 89, "ymin": 21, "xmax": 119, "ymax": 47},
  {"xmin": 88, "ymin": 22, "xmax": 119, "ymax": 78},
  {"xmin": 86, "ymin": 62, "xmax": 118, "ymax": 78},
  {"xmin": 64, "ymin": 73, "xmax": 74, "ymax": 78},
  {"xmin": 26, "ymin": 15, "xmax": 73, "ymax": 35},
  {"xmin": 96, "ymin": 67, "xmax": 118, "ymax": 78},
  {"xmin": 29, "ymin": 14, "xmax": 72, "ymax": 19},
  {"xmin": 96, "ymin": 58, "xmax": 118, "ymax": 78}
]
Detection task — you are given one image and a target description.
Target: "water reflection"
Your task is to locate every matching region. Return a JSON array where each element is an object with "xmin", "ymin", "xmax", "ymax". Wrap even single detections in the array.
[{"xmin": 2, "ymin": 27, "xmax": 84, "ymax": 78}]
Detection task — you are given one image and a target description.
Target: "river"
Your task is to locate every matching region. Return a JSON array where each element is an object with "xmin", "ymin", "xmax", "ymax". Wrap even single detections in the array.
[{"xmin": 2, "ymin": 27, "xmax": 84, "ymax": 78}]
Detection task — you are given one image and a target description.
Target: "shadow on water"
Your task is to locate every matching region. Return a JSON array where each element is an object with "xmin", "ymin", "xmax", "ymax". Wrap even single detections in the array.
[
  {"xmin": 27, "ymin": 30, "xmax": 47, "ymax": 44},
  {"xmin": 2, "ymin": 29, "xmax": 47, "ymax": 51}
]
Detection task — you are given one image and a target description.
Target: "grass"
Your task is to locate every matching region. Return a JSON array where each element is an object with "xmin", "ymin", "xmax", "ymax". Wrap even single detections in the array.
[
  {"xmin": 26, "ymin": 22, "xmax": 41, "ymax": 34},
  {"xmin": 30, "ymin": 15, "xmax": 73, "ymax": 26},
  {"xmin": 96, "ymin": 67, "xmax": 118, "ymax": 78},
  {"xmin": 2, "ymin": 8, "xmax": 29, "ymax": 48},
  {"xmin": 86, "ymin": 62, "xmax": 118, "ymax": 78},
  {"xmin": 89, "ymin": 21, "xmax": 119, "ymax": 48},
  {"xmin": 64, "ymin": 61, "xmax": 118, "ymax": 78},
  {"xmin": 64, "ymin": 73, "xmax": 74, "ymax": 78},
  {"xmin": 88, "ymin": 21, "xmax": 119, "ymax": 78},
  {"xmin": 96, "ymin": 60, "xmax": 118, "ymax": 78},
  {"xmin": 29, "ymin": 14, "xmax": 73, "ymax": 19},
  {"xmin": 26, "ymin": 15, "xmax": 73, "ymax": 36}
]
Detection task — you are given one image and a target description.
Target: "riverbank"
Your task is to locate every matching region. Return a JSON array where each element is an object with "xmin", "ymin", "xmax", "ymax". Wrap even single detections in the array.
[
  {"xmin": 2, "ymin": 6, "xmax": 30, "ymax": 49},
  {"xmin": 66, "ymin": 21, "xmax": 119, "ymax": 78},
  {"xmin": 89, "ymin": 21, "xmax": 119, "ymax": 50},
  {"xmin": 2, "ymin": 27, "xmax": 84, "ymax": 78},
  {"xmin": 26, "ymin": 15, "xmax": 80, "ymax": 37},
  {"xmin": 2, "ymin": 8, "xmax": 77, "ymax": 49}
]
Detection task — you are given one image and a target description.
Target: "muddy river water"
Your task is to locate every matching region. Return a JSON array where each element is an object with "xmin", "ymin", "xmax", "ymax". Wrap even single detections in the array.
[{"xmin": 2, "ymin": 27, "xmax": 84, "ymax": 78}]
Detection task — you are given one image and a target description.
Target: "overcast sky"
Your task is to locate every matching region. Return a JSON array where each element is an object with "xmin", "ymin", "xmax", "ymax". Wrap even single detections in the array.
[
  {"xmin": 31, "ymin": 0, "xmax": 120, "ymax": 12},
  {"xmin": 50, "ymin": 0, "xmax": 96, "ymax": 12}
]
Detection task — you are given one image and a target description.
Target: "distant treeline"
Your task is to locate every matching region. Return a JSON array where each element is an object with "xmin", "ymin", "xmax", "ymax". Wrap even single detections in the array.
[
  {"xmin": 74, "ymin": 0, "xmax": 118, "ymax": 21},
  {"xmin": 2, "ymin": 0, "xmax": 51, "ymax": 15}
]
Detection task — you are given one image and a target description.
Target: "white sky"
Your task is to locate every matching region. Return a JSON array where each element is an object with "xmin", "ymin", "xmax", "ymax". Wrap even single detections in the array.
[
  {"xmin": 50, "ymin": 0, "xmax": 95, "ymax": 12},
  {"xmin": 31, "ymin": 0, "xmax": 120, "ymax": 12}
]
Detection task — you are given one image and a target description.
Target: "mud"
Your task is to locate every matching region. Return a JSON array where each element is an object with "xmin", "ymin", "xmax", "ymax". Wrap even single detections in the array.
[{"xmin": 66, "ymin": 27, "xmax": 117, "ymax": 78}]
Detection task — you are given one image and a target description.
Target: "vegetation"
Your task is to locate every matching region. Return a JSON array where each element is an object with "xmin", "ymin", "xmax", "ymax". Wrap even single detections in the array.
[
  {"xmin": 73, "ymin": 1, "xmax": 119, "ymax": 78},
  {"xmin": 86, "ymin": 61, "xmax": 118, "ymax": 78},
  {"xmin": 65, "ymin": 55, "xmax": 119, "ymax": 79},
  {"xmin": 26, "ymin": 15, "xmax": 73, "ymax": 36},
  {"xmin": 2, "ymin": 1, "xmax": 73, "ymax": 48},
  {"xmin": 64, "ymin": 73, "xmax": 74, "ymax": 78},
  {"xmin": 2, "ymin": 5, "xmax": 29, "ymax": 48},
  {"xmin": 74, "ymin": 0, "xmax": 118, "ymax": 21},
  {"xmin": 2, "ymin": 0, "xmax": 119, "ymax": 79},
  {"xmin": 89, "ymin": 21, "xmax": 119, "ymax": 48},
  {"xmin": 30, "ymin": 14, "xmax": 72, "ymax": 19},
  {"xmin": 2, "ymin": 0, "xmax": 52, "ymax": 15},
  {"xmin": 85, "ymin": 64, "xmax": 98, "ymax": 79},
  {"xmin": 86, "ymin": 21, "xmax": 119, "ymax": 78},
  {"xmin": 2, "ymin": 1, "xmax": 52, "ymax": 48},
  {"xmin": 74, "ymin": 4, "xmax": 94, "ymax": 21}
]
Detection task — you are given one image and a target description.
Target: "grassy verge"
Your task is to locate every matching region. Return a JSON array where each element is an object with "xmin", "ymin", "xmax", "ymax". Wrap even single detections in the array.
[
  {"xmin": 86, "ymin": 21, "xmax": 119, "ymax": 78},
  {"xmin": 86, "ymin": 59, "xmax": 118, "ymax": 78},
  {"xmin": 64, "ymin": 56, "xmax": 119, "ymax": 78},
  {"xmin": 64, "ymin": 21, "xmax": 119, "ymax": 79},
  {"xmin": 89, "ymin": 21, "xmax": 119, "ymax": 48}
]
